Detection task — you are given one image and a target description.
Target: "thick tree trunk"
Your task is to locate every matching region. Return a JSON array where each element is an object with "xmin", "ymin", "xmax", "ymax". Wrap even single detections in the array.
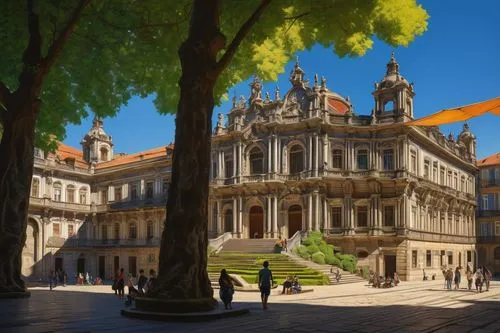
[
  {"xmin": 0, "ymin": 102, "xmax": 37, "ymax": 294},
  {"xmin": 145, "ymin": 0, "xmax": 224, "ymax": 311}
]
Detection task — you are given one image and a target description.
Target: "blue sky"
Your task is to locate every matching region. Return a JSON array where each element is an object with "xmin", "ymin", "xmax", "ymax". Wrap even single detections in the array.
[{"xmin": 64, "ymin": 0, "xmax": 500, "ymax": 159}]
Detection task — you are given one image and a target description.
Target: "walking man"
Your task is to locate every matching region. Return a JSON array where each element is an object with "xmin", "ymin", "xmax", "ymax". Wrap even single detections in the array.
[{"xmin": 258, "ymin": 261, "xmax": 274, "ymax": 310}]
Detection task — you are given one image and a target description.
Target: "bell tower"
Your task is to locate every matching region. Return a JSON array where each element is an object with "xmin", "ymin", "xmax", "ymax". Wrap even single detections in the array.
[
  {"xmin": 81, "ymin": 115, "xmax": 114, "ymax": 163},
  {"xmin": 372, "ymin": 52, "xmax": 415, "ymax": 122}
]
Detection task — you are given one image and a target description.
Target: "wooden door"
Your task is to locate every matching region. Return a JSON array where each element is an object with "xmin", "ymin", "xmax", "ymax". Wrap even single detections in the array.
[
  {"xmin": 288, "ymin": 205, "xmax": 302, "ymax": 238},
  {"xmin": 249, "ymin": 206, "xmax": 264, "ymax": 239}
]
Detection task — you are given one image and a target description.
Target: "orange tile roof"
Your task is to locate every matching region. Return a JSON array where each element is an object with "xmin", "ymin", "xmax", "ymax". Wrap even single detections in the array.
[
  {"xmin": 56, "ymin": 143, "xmax": 89, "ymax": 169},
  {"xmin": 477, "ymin": 152, "xmax": 500, "ymax": 168},
  {"xmin": 96, "ymin": 145, "xmax": 173, "ymax": 169}
]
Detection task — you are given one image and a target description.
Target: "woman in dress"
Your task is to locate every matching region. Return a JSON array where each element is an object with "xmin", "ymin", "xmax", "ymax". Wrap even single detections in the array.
[{"xmin": 219, "ymin": 269, "xmax": 234, "ymax": 310}]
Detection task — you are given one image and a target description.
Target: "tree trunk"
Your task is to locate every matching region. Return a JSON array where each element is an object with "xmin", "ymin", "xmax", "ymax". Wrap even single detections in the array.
[
  {"xmin": 0, "ymin": 100, "xmax": 37, "ymax": 294},
  {"xmin": 144, "ymin": 0, "xmax": 225, "ymax": 312}
]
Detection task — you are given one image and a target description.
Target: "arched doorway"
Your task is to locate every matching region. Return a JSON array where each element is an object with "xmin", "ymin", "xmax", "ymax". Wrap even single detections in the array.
[
  {"xmin": 224, "ymin": 209, "xmax": 233, "ymax": 233},
  {"xmin": 249, "ymin": 206, "xmax": 264, "ymax": 239},
  {"xmin": 288, "ymin": 205, "xmax": 302, "ymax": 238},
  {"xmin": 22, "ymin": 219, "xmax": 39, "ymax": 277}
]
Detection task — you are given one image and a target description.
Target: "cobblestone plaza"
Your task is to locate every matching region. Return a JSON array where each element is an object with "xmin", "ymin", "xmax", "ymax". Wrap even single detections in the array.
[{"xmin": 1, "ymin": 281, "xmax": 500, "ymax": 333}]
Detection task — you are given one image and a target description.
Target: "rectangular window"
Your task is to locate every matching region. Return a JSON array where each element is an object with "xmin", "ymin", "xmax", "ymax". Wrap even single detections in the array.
[
  {"xmin": 67, "ymin": 189, "xmax": 74, "ymax": 203},
  {"xmin": 454, "ymin": 173, "xmax": 458, "ymax": 189},
  {"xmin": 356, "ymin": 206, "xmax": 368, "ymax": 227},
  {"xmin": 412, "ymin": 250, "xmax": 418, "ymax": 268},
  {"xmin": 331, "ymin": 207, "xmax": 342, "ymax": 228},
  {"xmin": 114, "ymin": 223, "xmax": 120, "ymax": 240},
  {"xmin": 426, "ymin": 250, "xmax": 432, "ymax": 267},
  {"xmin": 411, "ymin": 207, "xmax": 417, "ymax": 229},
  {"xmin": 332, "ymin": 150, "xmax": 343, "ymax": 169},
  {"xmin": 448, "ymin": 253, "xmax": 453, "ymax": 265},
  {"xmin": 102, "ymin": 190, "xmax": 108, "ymax": 204},
  {"xmin": 461, "ymin": 177, "xmax": 465, "ymax": 192},
  {"xmin": 433, "ymin": 162, "xmax": 438, "ymax": 182},
  {"xmin": 68, "ymin": 224, "xmax": 74, "ymax": 237},
  {"xmin": 357, "ymin": 150, "xmax": 368, "ymax": 170},
  {"xmin": 383, "ymin": 206, "xmax": 395, "ymax": 227},
  {"xmin": 146, "ymin": 182, "xmax": 154, "ymax": 199},
  {"xmin": 115, "ymin": 186, "xmax": 122, "ymax": 201},
  {"xmin": 424, "ymin": 160, "xmax": 430, "ymax": 179},
  {"xmin": 131, "ymin": 183, "xmax": 138, "ymax": 200},
  {"xmin": 467, "ymin": 251, "xmax": 472, "ymax": 264},
  {"xmin": 447, "ymin": 171, "xmax": 452, "ymax": 187},
  {"xmin": 495, "ymin": 222, "xmax": 500, "ymax": 235},
  {"xmin": 482, "ymin": 195, "xmax": 488, "ymax": 210},
  {"xmin": 162, "ymin": 179, "xmax": 169, "ymax": 196},
  {"xmin": 224, "ymin": 158, "xmax": 233, "ymax": 178},
  {"xmin": 440, "ymin": 167, "xmax": 445, "ymax": 185},
  {"xmin": 410, "ymin": 151, "xmax": 416, "ymax": 173},
  {"xmin": 79, "ymin": 191, "xmax": 87, "ymax": 204},
  {"xmin": 53, "ymin": 223, "xmax": 60, "ymax": 237},
  {"xmin": 147, "ymin": 223, "xmax": 154, "ymax": 239},
  {"xmin": 383, "ymin": 149, "xmax": 394, "ymax": 170},
  {"xmin": 102, "ymin": 225, "xmax": 108, "ymax": 240}
]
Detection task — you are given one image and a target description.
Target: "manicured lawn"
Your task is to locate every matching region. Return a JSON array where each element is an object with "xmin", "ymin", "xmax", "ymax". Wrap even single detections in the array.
[{"xmin": 208, "ymin": 252, "xmax": 329, "ymax": 286}]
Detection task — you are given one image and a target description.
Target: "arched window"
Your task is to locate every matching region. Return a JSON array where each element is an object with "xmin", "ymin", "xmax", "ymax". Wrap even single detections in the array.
[
  {"xmin": 249, "ymin": 147, "xmax": 264, "ymax": 175},
  {"xmin": 129, "ymin": 223, "xmax": 137, "ymax": 239},
  {"xmin": 357, "ymin": 149, "xmax": 368, "ymax": 170},
  {"xmin": 357, "ymin": 251, "xmax": 369, "ymax": 259},
  {"xmin": 31, "ymin": 178, "xmax": 40, "ymax": 197},
  {"xmin": 53, "ymin": 182, "xmax": 62, "ymax": 202},
  {"xmin": 289, "ymin": 145, "xmax": 304, "ymax": 174},
  {"xmin": 100, "ymin": 147, "xmax": 109, "ymax": 161},
  {"xmin": 114, "ymin": 223, "xmax": 120, "ymax": 240},
  {"xmin": 66, "ymin": 185, "xmax": 75, "ymax": 203},
  {"xmin": 384, "ymin": 100, "xmax": 394, "ymax": 112},
  {"xmin": 79, "ymin": 187, "xmax": 88, "ymax": 204},
  {"xmin": 383, "ymin": 149, "xmax": 394, "ymax": 170},
  {"xmin": 146, "ymin": 221, "xmax": 154, "ymax": 239}
]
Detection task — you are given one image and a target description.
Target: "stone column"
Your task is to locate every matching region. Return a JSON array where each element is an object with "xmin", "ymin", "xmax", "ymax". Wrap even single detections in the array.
[
  {"xmin": 216, "ymin": 200, "xmax": 222, "ymax": 234},
  {"xmin": 314, "ymin": 134, "xmax": 319, "ymax": 177},
  {"xmin": 344, "ymin": 196, "xmax": 353, "ymax": 234},
  {"xmin": 232, "ymin": 198, "xmax": 238, "ymax": 235},
  {"xmin": 233, "ymin": 144, "xmax": 237, "ymax": 177},
  {"xmin": 268, "ymin": 137, "xmax": 272, "ymax": 173},
  {"xmin": 273, "ymin": 195, "xmax": 278, "ymax": 237},
  {"xmin": 221, "ymin": 150, "xmax": 225, "ymax": 178},
  {"xmin": 308, "ymin": 135, "xmax": 313, "ymax": 171},
  {"xmin": 323, "ymin": 134, "xmax": 329, "ymax": 171},
  {"xmin": 273, "ymin": 136, "xmax": 278, "ymax": 173},
  {"xmin": 238, "ymin": 143, "xmax": 243, "ymax": 179},
  {"xmin": 267, "ymin": 196, "xmax": 272, "ymax": 237},
  {"xmin": 238, "ymin": 197, "xmax": 243, "ymax": 237},
  {"xmin": 277, "ymin": 139, "xmax": 281, "ymax": 173},
  {"xmin": 217, "ymin": 151, "xmax": 221, "ymax": 178},
  {"xmin": 314, "ymin": 191, "xmax": 320, "ymax": 231},
  {"xmin": 323, "ymin": 197, "xmax": 328, "ymax": 231},
  {"xmin": 307, "ymin": 194, "xmax": 313, "ymax": 231}
]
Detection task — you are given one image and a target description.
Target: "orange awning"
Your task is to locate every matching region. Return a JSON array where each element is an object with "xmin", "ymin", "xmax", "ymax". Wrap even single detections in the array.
[{"xmin": 406, "ymin": 97, "xmax": 500, "ymax": 126}]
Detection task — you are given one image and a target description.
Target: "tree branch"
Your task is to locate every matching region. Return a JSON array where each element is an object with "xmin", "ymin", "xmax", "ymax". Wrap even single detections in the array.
[
  {"xmin": 214, "ymin": 0, "xmax": 271, "ymax": 76},
  {"xmin": 0, "ymin": 82, "xmax": 11, "ymax": 114},
  {"xmin": 41, "ymin": 0, "xmax": 91, "ymax": 75}
]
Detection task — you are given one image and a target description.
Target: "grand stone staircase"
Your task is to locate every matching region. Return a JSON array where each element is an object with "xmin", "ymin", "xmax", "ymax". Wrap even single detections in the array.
[
  {"xmin": 288, "ymin": 254, "xmax": 366, "ymax": 285},
  {"xmin": 219, "ymin": 238, "xmax": 278, "ymax": 253}
]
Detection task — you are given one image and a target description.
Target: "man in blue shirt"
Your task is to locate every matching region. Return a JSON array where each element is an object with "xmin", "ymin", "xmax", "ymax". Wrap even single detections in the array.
[{"xmin": 258, "ymin": 261, "xmax": 274, "ymax": 310}]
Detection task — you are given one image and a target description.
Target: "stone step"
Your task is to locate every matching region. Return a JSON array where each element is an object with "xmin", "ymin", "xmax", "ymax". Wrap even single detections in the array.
[{"xmin": 220, "ymin": 239, "xmax": 278, "ymax": 253}]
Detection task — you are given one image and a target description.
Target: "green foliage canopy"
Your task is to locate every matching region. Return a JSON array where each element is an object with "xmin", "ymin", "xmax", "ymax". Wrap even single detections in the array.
[{"xmin": 0, "ymin": 0, "xmax": 428, "ymax": 150}]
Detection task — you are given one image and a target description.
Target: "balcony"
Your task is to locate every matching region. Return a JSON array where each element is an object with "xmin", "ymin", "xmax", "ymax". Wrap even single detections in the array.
[
  {"xmin": 61, "ymin": 237, "xmax": 161, "ymax": 248},
  {"xmin": 29, "ymin": 197, "xmax": 91, "ymax": 213},
  {"xmin": 477, "ymin": 236, "xmax": 500, "ymax": 244},
  {"xmin": 477, "ymin": 210, "xmax": 500, "ymax": 218},
  {"xmin": 108, "ymin": 196, "xmax": 167, "ymax": 211}
]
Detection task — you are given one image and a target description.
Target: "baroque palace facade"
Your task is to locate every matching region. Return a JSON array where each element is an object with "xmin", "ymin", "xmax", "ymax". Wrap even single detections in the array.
[
  {"xmin": 23, "ymin": 54, "xmax": 478, "ymax": 281},
  {"xmin": 209, "ymin": 55, "xmax": 478, "ymax": 280}
]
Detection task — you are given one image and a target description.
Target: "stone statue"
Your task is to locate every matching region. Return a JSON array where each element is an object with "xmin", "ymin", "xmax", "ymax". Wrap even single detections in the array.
[
  {"xmin": 217, "ymin": 113, "xmax": 225, "ymax": 128},
  {"xmin": 250, "ymin": 76, "xmax": 262, "ymax": 102}
]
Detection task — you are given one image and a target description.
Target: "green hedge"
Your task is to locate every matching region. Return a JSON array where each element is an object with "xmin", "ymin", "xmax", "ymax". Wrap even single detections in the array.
[
  {"xmin": 311, "ymin": 252, "xmax": 326, "ymax": 265},
  {"xmin": 299, "ymin": 233, "xmax": 358, "ymax": 272}
]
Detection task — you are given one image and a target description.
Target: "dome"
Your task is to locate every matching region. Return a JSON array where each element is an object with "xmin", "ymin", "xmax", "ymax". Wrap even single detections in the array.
[
  {"xmin": 325, "ymin": 91, "xmax": 351, "ymax": 115},
  {"xmin": 458, "ymin": 123, "xmax": 476, "ymax": 142},
  {"xmin": 377, "ymin": 52, "xmax": 410, "ymax": 89}
]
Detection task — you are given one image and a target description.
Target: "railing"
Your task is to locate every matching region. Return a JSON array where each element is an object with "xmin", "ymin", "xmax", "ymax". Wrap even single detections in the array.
[
  {"xmin": 61, "ymin": 237, "xmax": 161, "ymax": 248},
  {"xmin": 29, "ymin": 197, "xmax": 91, "ymax": 213},
  {"xmin": 208, "ymin": 232, "xmax": 233, "ymax": 252},
  {"xmin": 406, "ymin": 229, "xmax": 474, "ymax": 244},
  {"xmin": 477, "ymin": 236, "xmax": 500, "ymax": 244},
  {"xmin": 477, "ymin": 210, "xmax": 500, "ymax": 218},
  {"xmin": 108, "ymin": 196, "xmax": 167, "ymax": 211},
  {"xmin": 286, "ymin": 230, "xmax": 307, "ymax": 252}
]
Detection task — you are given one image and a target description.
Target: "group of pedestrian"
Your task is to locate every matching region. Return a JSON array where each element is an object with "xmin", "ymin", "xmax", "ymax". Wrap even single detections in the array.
[
  {"xmin": 49, "ymin": 269, "xmax": 67, "ymax": 290},
  {"xmin": 443, "ymin": 266, "xmax": 492, "ymax": 292},
  {"xmin": 218, "ymin": 260, "xmax": 274, "ymax": 310},
  {"xmin": 124, "ymin": 268, "xmax": 157, "ymax": 306}
]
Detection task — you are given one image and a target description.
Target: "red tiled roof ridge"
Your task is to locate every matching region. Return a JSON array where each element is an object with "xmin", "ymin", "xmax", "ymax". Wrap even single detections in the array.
[{"xmin": 477, "ymin": 152, "xmax": 500, "ymax": 167}]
